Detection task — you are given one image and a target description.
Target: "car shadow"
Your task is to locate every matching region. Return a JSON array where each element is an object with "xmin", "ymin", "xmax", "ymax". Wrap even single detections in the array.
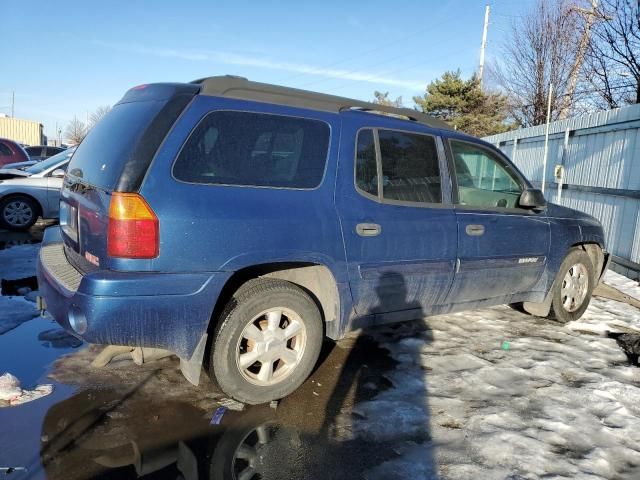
[{"xmin": 320, "ymin": 271, "xmax": 437, "ymax": 477}]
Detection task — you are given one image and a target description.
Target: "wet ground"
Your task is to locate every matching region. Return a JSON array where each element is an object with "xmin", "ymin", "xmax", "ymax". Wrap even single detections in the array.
[
  {"xmin": 0, "ymin": 223, "xmax": 417, "ymax": 480},
  {"xmin": 1, "ymin": 223, "xmax": 640, "ymax": 479}
]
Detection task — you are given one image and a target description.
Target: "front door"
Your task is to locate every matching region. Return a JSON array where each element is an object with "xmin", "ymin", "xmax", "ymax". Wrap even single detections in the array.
[
  {"xmin": 336, "ymin": 124, "xmax": 457, "ymax": 322},
  {"xmin": 446, "ymin": 138, "xmax": 550, "ymax": 304}
]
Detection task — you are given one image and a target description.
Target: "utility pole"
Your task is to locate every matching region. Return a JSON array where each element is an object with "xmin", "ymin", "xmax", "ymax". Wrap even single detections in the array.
[
  {"xmin": 560, "ymin": 0, "xmax": 602, "ymax": 119},
  {"xmin": 478, "ymin": 4, "xmax": 490, "ymax": 88},
  {"xmin": 11, "ymin": 91, "xmax": 14, "ymax": 118}
]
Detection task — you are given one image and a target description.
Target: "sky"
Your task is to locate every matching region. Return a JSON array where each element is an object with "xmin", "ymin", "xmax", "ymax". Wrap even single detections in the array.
[{"xmin": 0, "ymin": 0, "xmax": 534, "ymax": 141}]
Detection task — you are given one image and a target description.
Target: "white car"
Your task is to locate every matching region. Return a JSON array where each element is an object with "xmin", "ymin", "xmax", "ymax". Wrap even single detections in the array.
[{"xmin": 0, "ymin": 148, "xmax": 75, "ymax": 230}]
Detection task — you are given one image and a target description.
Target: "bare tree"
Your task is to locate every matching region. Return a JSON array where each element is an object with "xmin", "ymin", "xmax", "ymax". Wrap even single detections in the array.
[
  {"xmin": 65, "ymin": 116, "xmax": 87, "ymax": 145},
  {"xmin": 560, "ymin": 0, "xmax": 600, "ymax": 118},
  {"xmin": 373, "ymin": 91, "xmax": 403, "ymax": 107},
  {"xmin": 89, "ymin": 105, "xmax": 111, "ymax": 129},
  {"xmin": 492, "ymin": 0, "xmax": 582, "ymax": 126},
  {"xmin": 584, "ymin": 0, "xmax": 640, "ymax": 108}
]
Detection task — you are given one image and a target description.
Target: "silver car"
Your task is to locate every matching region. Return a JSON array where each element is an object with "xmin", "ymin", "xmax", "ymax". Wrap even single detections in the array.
[{"xmin": 0, "ymin": 148, "xmax": 75, "ymax": 230}]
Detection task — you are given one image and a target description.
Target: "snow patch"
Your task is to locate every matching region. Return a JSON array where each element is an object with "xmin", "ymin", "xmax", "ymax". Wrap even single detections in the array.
[
  {"xmin": 604, "ymin": 270, "xmax": 640, "ymax": 302},
  {"xmin": 338, "ymin": 273, "xmax": 640, "ymax": 478}
]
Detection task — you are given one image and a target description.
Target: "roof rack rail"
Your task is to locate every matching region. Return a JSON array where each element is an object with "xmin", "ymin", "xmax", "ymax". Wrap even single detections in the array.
[{"xmin": 191, "ymin": 75, "xmax": 451, "ymax": 130}]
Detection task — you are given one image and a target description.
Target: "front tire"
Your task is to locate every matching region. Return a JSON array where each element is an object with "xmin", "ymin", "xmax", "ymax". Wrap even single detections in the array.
[
  {"xmin": 0, "ymin": 195, "xmax": 39, "ymax": 231},
  {"xmin": 549, "ymin": 248, "xmax": 595, "ymax": 323},
  {"xmin": 210, "ymin": 278, "xmax": 323, "ymax": 405}
]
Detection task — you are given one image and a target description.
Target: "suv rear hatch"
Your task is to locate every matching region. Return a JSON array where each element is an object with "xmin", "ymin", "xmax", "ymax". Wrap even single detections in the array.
[{"xmin": 60, "ymin": 83, "xmax": 199, "ymax": 273}]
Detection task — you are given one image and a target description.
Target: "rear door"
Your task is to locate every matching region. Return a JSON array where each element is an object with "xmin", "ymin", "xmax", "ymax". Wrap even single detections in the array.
[
  {"xmin": 336, "ymin": 121, "xmax": 457, "ymax": 321},
  {"xmin": 446, "ymin": 138, "xmax": 550, "ymax": 304}
]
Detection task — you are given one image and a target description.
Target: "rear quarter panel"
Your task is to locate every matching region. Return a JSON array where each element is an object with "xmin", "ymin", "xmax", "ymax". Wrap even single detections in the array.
[{"xmin": 140, "ymin": 96, "xmax": 348, "ymax": 283}]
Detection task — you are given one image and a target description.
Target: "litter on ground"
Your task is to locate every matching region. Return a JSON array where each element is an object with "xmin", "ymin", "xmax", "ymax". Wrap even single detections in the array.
[{"xmin": 0, "ymin": 372, "xmax": 53, "ymax": 407}]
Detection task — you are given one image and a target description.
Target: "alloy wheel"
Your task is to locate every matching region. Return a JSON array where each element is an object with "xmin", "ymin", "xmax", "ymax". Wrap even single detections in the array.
[
  {"xmin": 235, "ymin": 308, "xmax": 307, "ymax": 386},
  {"xmin": 560, "ymin": 263, "xmax": 589, "ymax": 312},
  {"xmin": 3, "ymin": 200, "xmax": 34, "ymax": 227}
]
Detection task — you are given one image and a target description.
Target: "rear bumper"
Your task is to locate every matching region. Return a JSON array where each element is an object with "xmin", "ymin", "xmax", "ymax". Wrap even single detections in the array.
[{"xmin": 37, "ymin": 226, "xmax": 231, "ymax": 359}]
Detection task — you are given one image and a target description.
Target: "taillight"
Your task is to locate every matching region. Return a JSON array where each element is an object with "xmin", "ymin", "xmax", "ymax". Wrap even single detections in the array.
[{"xmin": 107, "ymin": 193, "xmax": 159, "ymax": 258}]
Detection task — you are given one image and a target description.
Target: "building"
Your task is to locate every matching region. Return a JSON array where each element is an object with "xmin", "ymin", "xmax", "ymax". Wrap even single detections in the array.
[{"xmin": 0, "ymin": 115, "xmax": 45, "ymax": 146}]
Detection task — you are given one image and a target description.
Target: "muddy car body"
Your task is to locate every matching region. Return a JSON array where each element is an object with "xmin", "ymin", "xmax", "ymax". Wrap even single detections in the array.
[{"xmin": 37, "ymin": 76, "xmax": 609, "ymax": 404}]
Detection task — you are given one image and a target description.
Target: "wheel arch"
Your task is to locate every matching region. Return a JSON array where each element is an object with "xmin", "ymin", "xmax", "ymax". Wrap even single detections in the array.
[
  {"xmin": 207, "ymin": 262, "xmax": 342, "ymax": 341},
  {"xmin": 570, "ymin": 242, "xmax": 605, "ymax": 281},
  {"xmin": 523, "ymin": 242, "xmax": 604, "ymax": 318}
]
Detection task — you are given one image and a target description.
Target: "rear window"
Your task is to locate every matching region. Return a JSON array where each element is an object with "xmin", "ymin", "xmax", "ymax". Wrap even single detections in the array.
[
  {"xmin": 173, "ymin": 111, "xmax": 330, "ymax": 189},
  {"xmin": 66, "ymin": 100, "xmax": 166, "ymax": 190}
]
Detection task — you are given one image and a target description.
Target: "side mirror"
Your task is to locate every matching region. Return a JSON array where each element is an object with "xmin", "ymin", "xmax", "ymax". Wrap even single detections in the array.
[
  {"xmin": 50, "ymin": 169, "xmax": 66, "ymax": 178},
  {"xmin": 519, "ymin": 188, "xmax": 546, "ymax": 209}
]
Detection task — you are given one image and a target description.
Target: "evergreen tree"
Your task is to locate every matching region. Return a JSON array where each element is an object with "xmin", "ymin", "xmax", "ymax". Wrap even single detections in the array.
[{"xmin": 413, "ymin": 70, "xmax": 514, "ymax": 137}]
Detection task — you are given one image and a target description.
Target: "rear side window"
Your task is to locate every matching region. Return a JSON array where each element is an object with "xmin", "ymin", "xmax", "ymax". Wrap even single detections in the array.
[
  {"xmin": 173, "ymin": 111, "xmax": 330, "ymax": 189},
  {"xmin": 379, "ymin": 130, "xmax": 441, "ymax": 204},
  {"xmin": 355, "ymin": 129, "xmax": 441, "ymax": 204},
  {"xmin": 355, "ymin": 129, "xmax": 378, "ymax": 197},
  {"xmin": 0, "ymin": 143, "xmax": 11, "ymax": 156}
]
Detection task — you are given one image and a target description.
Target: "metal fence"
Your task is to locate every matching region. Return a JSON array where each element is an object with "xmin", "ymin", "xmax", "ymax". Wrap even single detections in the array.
[{"xmin": 484, "ymin": 103, "xmax": 640, "ymax": 280}]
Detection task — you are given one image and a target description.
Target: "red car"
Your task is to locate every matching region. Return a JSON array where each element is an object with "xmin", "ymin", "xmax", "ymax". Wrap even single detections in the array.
[{"xmin": 0, "ymin": 138, "xmax": 29, "ymax": 168}]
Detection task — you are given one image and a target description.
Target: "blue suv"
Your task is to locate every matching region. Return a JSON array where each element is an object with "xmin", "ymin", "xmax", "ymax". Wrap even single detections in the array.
[{"xmin": 38, "ymin": 76, "xmax": 608, "ymax": 404}]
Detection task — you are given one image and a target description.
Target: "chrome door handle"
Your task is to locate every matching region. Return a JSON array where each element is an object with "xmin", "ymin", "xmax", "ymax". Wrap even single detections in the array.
[
  {"xmin": 465, "ymin": 224, "xmax": 485, "ymax": 236},
  {"xmin": 356, "ymin": 223, "xmax": 381, "ymax": 237}
]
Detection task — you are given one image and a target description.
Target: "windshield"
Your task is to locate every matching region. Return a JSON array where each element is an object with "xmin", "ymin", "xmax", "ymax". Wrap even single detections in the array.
[{"xmin": 25, "ymin": 148, "xmax": 75, "ymax": 174}]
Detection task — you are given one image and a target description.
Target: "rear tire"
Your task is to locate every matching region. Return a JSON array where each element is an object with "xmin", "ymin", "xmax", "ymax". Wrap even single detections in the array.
[
  {"xmin": 548, "ymin": 248, "xmax": 595, "ymax": 323},
  {"xmin": 209, "ymin": 278, "xmax": 323, "ymax": 405},
  {"xmin": 0, "ymin": 195, "xmax": 39, "ymax": 231}
]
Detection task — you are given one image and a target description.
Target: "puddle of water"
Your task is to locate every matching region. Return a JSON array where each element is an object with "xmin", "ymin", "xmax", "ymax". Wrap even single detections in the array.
[
  {"xmin": 0, "ymin": 317, "xmax": 82, "ymax": 386},
  {"xmin": 0, "ymin": 220, "xmax": 53, "ymax": 251},
  {"xmin": 0, "ymin": 317, "xmax": 81, "ymax": 475},
  {"xmin": 0, "ymin": 330, "xmax": 406, "ymax": 480},
  {"xmin": 1, "ymin": 276, "xmax": 38, "ymax": 296}
]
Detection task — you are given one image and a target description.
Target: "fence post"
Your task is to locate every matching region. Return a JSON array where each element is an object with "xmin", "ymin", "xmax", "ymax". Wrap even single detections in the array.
[{"xmin": 541, "ymin": 83, "xmax": 554, "ymax": 194}]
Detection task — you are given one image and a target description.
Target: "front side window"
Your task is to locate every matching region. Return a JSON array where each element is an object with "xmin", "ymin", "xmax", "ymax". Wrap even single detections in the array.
[
  {"xmin": 379, "ymin": 130, "xmax": 442, "ymax": 204},
  {"xmin": 450, "ymin": 139, "xmax": 523, "ymax": 209},
  {"xmin": 173, "ymin": 111, "xmax": 330, "ymax": 189}
]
